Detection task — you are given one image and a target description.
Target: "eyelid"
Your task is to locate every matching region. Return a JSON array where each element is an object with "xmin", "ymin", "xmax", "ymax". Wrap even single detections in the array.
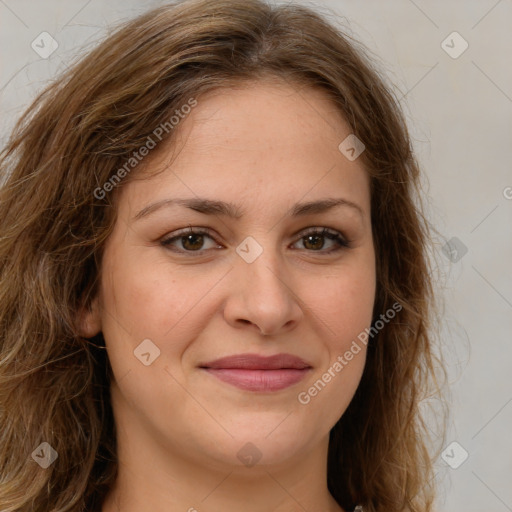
[
  {"xmin": 160, "ymin": 226, "xmax": 221, "ymax": 253},
  {"xmin": 298, "ymin": 226, "xmax": 349, "ymax": 244},
  {"xmin": 292, "ymin": 227, "xmax": 351, "ymax": 253},
  {"xmin": 160, "ymin": 225, "xmax": 351, "ymax": 255}
]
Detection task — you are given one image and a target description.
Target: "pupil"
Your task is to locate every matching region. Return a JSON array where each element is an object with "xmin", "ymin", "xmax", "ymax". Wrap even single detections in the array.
[
  {"xmin": 183, "ymin": 234, "xmax": 203, "ymax": 250},
  {"xmin": 304, "ymin": 234, "xmax": 323, "ymax": 250}
]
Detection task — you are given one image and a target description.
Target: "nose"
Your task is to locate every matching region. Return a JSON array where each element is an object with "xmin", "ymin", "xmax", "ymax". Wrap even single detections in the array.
[{"xmin": 222, "ymin": 246, "xmax": 304, "ymax": 337}]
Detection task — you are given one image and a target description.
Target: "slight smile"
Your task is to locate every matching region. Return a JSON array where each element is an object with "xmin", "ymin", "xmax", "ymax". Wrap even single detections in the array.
[{"xmin": 199, "ymin": 353, "xmax": 313, "ymax": 392}]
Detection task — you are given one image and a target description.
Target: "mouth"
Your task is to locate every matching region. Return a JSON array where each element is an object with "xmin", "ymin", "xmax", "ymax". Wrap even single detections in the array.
[{"xmin": 199, "ymin": 353, "xmax": 312, "ymax": 392}]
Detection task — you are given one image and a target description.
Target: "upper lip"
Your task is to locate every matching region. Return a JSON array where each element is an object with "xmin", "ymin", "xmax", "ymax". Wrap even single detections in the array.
[{"xmin": 200, "ymin": 353, "xmax": 311, "ymax": 370}]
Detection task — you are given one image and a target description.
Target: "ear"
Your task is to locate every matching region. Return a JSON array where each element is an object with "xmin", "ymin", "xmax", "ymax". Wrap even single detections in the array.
[{"xmin": 76, "ymin": 295, "xmax": 102, "ymax": 338}]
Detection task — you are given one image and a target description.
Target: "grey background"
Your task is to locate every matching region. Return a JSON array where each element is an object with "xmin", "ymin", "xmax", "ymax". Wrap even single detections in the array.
[{"xmin": 1, "ymin": 1, "xmax": 511, "ymax": 510}]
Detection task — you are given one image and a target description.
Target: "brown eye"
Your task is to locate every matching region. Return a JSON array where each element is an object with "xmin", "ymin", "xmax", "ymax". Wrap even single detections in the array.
[
  {"xmin": 293, "ymin": 227, "xmax": 350, "ymax": 253},
  {"xmin": 160, "ymin": 226, "xmax": 350, "ymax": 257},
  {"xmin": 302, "ymin": 233, "xmax": 324, "ymax": 250},
  {"xmin": 180, "ymin": 233, "xmax": 205, "ymax": 251},
  {"xmin": 161, "ymin": 227, "xmax": 221, "ymax": 254}
]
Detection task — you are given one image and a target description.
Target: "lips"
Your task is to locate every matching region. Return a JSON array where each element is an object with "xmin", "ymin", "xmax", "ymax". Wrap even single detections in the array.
[
  {"xmin": 199, "ymin": 353, "xmax": 312, "ymax": 392},
  {"xmin": 201, "ymin": 353, "xmax": 311, "ymax": 370}
]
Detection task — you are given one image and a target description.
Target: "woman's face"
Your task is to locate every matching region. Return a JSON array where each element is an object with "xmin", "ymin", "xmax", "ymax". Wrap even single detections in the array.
[{"xmin": 83, "ymin": 79, "xmax": 376, "ymax": 470}]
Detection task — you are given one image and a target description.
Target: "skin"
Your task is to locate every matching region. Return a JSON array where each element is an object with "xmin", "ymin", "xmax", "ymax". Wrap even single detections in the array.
[{"xmin": 80, "ymin": 78, "xmax": 376, "ymax": 512}]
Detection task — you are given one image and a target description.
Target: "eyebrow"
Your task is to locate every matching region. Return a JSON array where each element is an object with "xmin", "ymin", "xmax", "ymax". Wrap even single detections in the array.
[{"xmin": 133, "ymin": 196, "xmax": 364, "ymax": 221}]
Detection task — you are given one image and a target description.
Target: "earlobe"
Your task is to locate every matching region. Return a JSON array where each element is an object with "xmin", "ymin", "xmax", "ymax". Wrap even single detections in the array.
[{"xmin": 76, "ymin": 296, "xmax": 102, "ymax": 338}]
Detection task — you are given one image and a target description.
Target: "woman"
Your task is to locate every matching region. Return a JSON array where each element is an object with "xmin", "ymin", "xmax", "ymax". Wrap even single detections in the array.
[{"xmin": 0, "ymin": 0, "xmax": 447, "ymax": 511}]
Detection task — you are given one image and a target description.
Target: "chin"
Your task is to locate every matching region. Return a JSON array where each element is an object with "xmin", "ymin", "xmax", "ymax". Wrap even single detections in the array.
[{"xmin": 193, "ymin": 420, "xmax": 317, "ymax": 469}]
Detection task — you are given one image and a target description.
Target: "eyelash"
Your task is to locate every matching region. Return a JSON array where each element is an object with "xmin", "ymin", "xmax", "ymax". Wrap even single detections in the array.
[{"xmin": 160, "ymin": 226, "xmax": 351, "ymax": 256}]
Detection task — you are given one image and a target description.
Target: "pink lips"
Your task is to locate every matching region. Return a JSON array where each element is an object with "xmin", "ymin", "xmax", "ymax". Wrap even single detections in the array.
[{"xmin": 199, "ymin": 353, "xmax": 312, "ymax": 392}]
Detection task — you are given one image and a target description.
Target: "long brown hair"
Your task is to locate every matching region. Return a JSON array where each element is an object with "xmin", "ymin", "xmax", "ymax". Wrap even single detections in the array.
[{"xmin": 0, "ymin": 1, "xmax": 447, "ymax": 510}]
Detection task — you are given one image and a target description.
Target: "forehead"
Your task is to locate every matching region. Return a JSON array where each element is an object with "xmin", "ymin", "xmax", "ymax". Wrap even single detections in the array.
[
  {"xmin": 119, "ymin": 79, "xmax": 370, "ymax": 219},
  {"xmin": 175, "ymin": 79, "xmax": 352, "ymax": 156}
]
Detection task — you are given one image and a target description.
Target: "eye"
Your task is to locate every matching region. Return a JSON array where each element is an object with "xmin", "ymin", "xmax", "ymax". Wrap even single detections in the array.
[
  {"xmin": 291, "ymin": 227, "xmax": 350, "ymax": 254},
  {"xmin": 160, "ymin": 226, "xmax": 221, "ymax": 254},
  {"xmin": 160, "ymin": 226, "xmax": 350, "ymax": 256}
]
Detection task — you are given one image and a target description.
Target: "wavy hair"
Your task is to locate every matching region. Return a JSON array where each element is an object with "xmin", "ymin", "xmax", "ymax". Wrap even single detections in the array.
[{"xmin": 0, "ymin": 0, "xmax": 447, "ymax": 510}]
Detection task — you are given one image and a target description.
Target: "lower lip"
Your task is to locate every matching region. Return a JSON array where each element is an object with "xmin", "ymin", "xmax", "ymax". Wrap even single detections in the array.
[{"xmin": 202, "ymin": 368, "xmax": 310, "ymax": 392}]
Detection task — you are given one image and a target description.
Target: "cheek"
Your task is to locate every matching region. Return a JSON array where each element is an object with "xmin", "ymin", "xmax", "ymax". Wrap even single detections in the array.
[
  {"xmin": 99, "ymin": 252, "xmax": 219, "ymax": 351},
  {"xmin": 295, "ymin": 266, "xmax": 374, "ymax": 421},
  {"xmin": 309, "ymin": 263, "xmax": 376, "ymax": 347}
]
